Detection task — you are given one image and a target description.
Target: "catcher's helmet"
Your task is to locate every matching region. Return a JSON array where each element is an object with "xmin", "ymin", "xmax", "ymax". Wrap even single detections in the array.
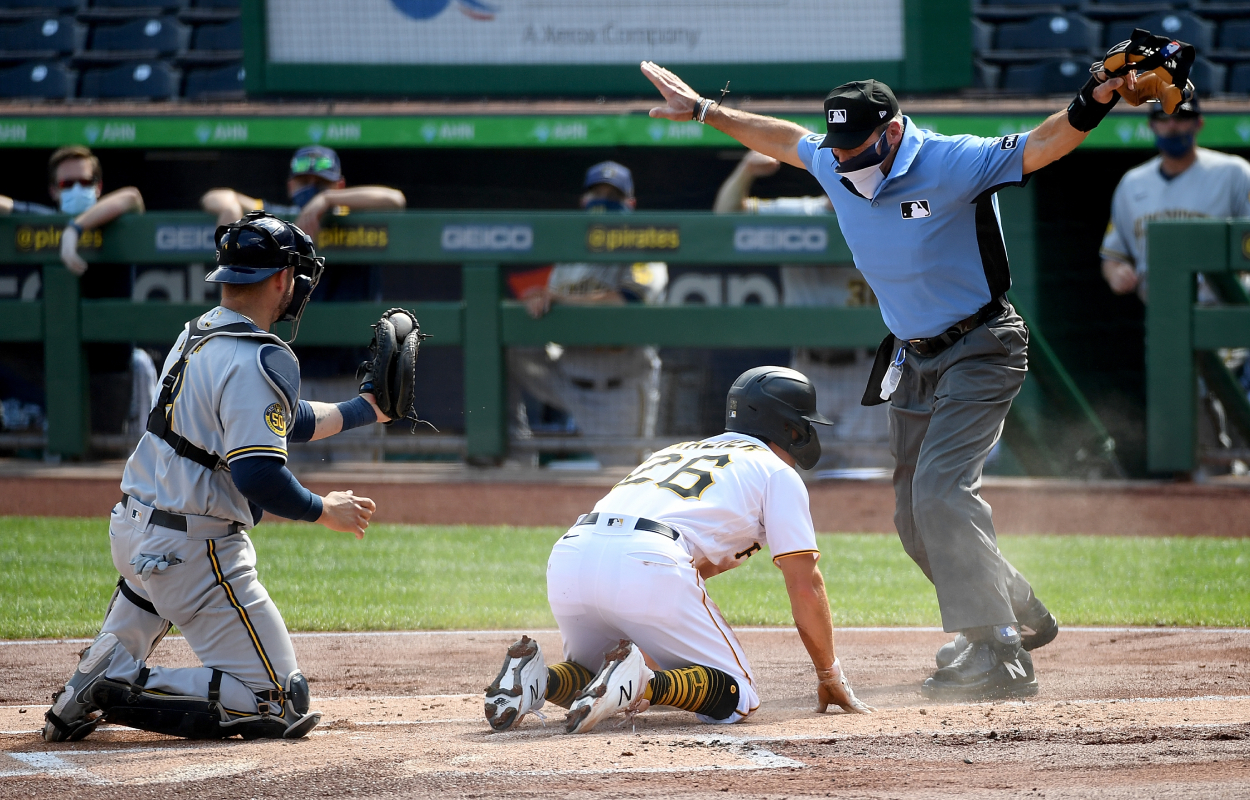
[
  {"xmin": 206, "ymin": 211, "xmax": 325, "ymax": 340},
  {"xmin": 725, "ymin": 366, "xmax": 832, "ymax": 471}
]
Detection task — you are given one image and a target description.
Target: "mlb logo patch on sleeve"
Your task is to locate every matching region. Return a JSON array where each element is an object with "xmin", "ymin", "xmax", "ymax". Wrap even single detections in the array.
[
  {"xmin": 900, "ymin": 200, "xmax": 931, "ymax": 219},
  {"xmin": 1000, "ymin": 134, "xmax": 1020, "ymax": 151}
]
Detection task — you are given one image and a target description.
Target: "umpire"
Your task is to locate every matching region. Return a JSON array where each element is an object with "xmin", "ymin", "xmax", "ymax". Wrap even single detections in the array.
[{"xmin": 641, "ymin": 43, "xmax": 1170, "ymax": 698}]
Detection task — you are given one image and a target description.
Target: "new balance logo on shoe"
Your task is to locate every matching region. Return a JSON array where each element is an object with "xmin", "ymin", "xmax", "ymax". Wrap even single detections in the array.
[
  {"xmin": 529, "ymin": 684, "xmax": 540, "ymax": 703},
  {"xmin": 618, "ymin": 681, "xmax": 634, "ymax": 704},
  {"xmin": 1004, "ymin": 659, "xmax": 1029, "ymax": 680}
]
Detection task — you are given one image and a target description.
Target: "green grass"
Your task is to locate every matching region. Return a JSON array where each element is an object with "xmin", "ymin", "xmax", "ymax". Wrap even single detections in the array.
[{"xmin": 1, "ymin": 516, "xmax": 1248, "ymax": 638}]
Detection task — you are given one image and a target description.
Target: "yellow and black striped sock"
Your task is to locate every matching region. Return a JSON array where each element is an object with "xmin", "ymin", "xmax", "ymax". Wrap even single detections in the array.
[
  {"xmin": 545, "ymin": 661, "xmax": 594, "ymax": 708},
  {"xmin": 645, "ymin": 665, "xmax": 740, "ymax": 720}
]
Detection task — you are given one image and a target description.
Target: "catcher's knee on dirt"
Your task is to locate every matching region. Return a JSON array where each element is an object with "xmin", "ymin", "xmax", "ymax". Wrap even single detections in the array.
[
  {"xmin": 647, "ymin": 665, "xmax": 741, "ymax": 721},
  {"xmin": 91, "ymin": 668, "xmax": 319, "ymax": 740}
]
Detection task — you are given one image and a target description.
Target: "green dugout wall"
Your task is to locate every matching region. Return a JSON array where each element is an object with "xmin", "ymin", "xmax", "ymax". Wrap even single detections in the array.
[{"xmin": 0, "ymin": 210, "xmax": 1113, "ymax": 473}]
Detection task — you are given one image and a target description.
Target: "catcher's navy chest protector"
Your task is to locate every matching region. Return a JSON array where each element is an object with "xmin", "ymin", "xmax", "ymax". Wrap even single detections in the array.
[{"xmin": 146, "ymin": 314, "xmax": 297, "ymax": 471}]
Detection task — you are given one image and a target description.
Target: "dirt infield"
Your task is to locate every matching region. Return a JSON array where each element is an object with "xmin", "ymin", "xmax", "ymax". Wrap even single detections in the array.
[
  {"xmin": 2, "ymin": 628, "xmax": 1247, "ymax": 799},
  {"xmin": 3, "ymin": 460, "xmax": 1250, "ymax": 535}
]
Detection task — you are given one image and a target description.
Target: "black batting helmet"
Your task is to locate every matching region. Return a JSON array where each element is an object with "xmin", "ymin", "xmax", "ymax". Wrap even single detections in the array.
[
  {"xmin": 206, "ymin": 211, "xmax": 325, "ymax": 341},
  {"xmin": 725, "ymin": 367, "xmax": 832, "ymax": 470}
]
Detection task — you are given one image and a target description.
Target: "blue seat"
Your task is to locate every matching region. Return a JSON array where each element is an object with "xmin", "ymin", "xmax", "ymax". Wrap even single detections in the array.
[
  {"xmin": 975, "ymin": 59, "xmax": 1003, "ymax": 89},
  {"xmin": 89, "ymin": 16, "xmax": 186, "ymax": 54},
  {"xmin": 88, "ymin": 0, "xmax": 183, "ymax": 9},
  {"xmin": 0, "ymin": 16, "xmax": 76, "ymax": 54},
  {"xmin": 1002, "ymin": 57, "xmax": 1090, "ymax": 92},
  {"xmin": 79, "ymin": 60, "xmax": 176, "ymax": 98},
  {"xmin": 190, "ymin": 17, "xmax": 239, "ymax": 50},
  {"xmin": 1219, "ymin": 20, "xmax": 1250, "ymax": 51},
  {"xmin": 1187, "ymin": 55, "xmax": 1226, "ymax": 94},
  {"xmin": 183, "ymin": 61, "xmax": 242, "ymax": 97},
  {"xmin": 981, "ymin": 0, "xmax": 1079, "ymax": 6},
  {"xmin": 0, "ymin": 0, "xmax": 79, "ymax": 9},
  {"xmin": 996, "ymin": 13, "xmax": 1103, "ymax": 52},
  {"xmin": 1229, "ymin": 62, "xmax": 1250, "ymax": 94},
  {"xmin": 1105, "ymin": 12, "xmax": 1216, "ymax": 51},
  {"xmin": 0, "ymin": 60, "xmax": 72, "ymax": 98}
]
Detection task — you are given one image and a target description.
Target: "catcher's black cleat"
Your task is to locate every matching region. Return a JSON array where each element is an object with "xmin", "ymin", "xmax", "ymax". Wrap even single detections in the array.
[
  {"xmin": 936, "ymin": 598, "xmax": 1059, "ymax": 669},
  {"xmin": 923, "ymin": 625, "xmax": 1038, "ymax": 701}
]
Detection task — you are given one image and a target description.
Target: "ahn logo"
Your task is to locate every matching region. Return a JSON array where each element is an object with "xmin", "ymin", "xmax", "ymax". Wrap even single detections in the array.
[{"xmin": 390, "ymin": 0, "xmax": 496, "ymax": 21}]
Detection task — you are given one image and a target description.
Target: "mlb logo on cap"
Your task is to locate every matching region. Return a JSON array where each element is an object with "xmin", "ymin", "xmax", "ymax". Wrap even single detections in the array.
[{"xmin": 828, "ymin": 109, "xmax": 847, "ymax": 124}]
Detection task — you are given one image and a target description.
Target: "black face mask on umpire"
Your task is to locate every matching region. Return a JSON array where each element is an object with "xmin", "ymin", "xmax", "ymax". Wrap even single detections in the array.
[
  {"xmin": 724, "ymin": 366, "xmax": 833, "ymax": 471},
  {"xmin": 206, "ymin": 211, "xmax": 326, "ymax": 343}
]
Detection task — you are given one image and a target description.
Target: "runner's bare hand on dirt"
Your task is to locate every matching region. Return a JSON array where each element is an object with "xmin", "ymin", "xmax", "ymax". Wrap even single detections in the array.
[
  {"xmin": 816, "ymin": 660, "xmax": 874, "ymax": 714},
  {"xmin": 642, "ymin": 61, "xmax": 700, "ymax": 121},
  {"xmin": 319, "ymin": 489, "xmax": 375, "ymax": 539}
]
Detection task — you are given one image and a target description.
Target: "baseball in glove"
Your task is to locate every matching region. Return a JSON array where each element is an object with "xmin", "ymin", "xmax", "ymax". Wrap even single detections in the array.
[
  {"xmin": 1097, "ymin": 28, "xmax": 1196, "ymax": 114},
  {"xmin": 357, "ymin": 308, "xmax": 430, "ymax": 429}
]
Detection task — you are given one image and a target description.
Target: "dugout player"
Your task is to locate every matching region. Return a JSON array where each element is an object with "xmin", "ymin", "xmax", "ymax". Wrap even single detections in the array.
[
  {"xmin": 639, "ymin": 35, "xmax": 1179, "ymax": 699},
  {"xmin": 1100, "ymin": 96, "xmax": 1250, "ymax": 302},
  {"xmin": 43, "ymin": 211, "xmax": 390, "ymax": 743},
  {"xmin": 485, "ymin": 367, "xmax": 872, "ymax": 734}
]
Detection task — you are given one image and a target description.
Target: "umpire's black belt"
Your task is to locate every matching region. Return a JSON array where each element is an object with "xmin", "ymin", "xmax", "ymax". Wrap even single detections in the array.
[
  {"xmin": 904, "ymin": 295, "xmax": 1008, "ymax": 358},
  {"xmin": 121, "ymin": 494, "xmax": 242, "ymax": 535},
  {"xmin": 575, "ymin": 512, "xmax": 680, "ymax": 541}
]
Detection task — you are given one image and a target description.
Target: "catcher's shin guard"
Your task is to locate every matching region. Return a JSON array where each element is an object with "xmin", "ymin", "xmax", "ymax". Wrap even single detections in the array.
[
  {"xmin": 91, "ymin": 669, "xmax": 320, "ymax": 741},
  {"xmin": 43, "ymin": 632, "xmax": 123, "ymax": 743}
]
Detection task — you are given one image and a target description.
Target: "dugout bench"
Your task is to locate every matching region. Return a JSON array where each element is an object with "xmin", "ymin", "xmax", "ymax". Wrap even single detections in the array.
[{"xmin": 0, "ymin": 210, "xmax": 1110, "ymax": 473}]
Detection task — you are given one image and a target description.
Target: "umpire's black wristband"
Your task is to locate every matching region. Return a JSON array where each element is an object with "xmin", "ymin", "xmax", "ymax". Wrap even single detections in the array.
[{"xmin": 1066, "ymin": 74, "xmax": 1120, "ymax": 132}]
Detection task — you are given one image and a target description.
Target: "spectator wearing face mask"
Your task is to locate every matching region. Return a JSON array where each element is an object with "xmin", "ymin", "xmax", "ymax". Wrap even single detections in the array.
[
  {"xmin": 200, "ymin": 146, "xmax": 405, "ymax": 240},
  {"xmin": 507, "ymin": 161, "xmax": 668, "ymax": 466},
  {"xmin": 0, "ymin": 145, "xmax": 145, "ymax": 276}
]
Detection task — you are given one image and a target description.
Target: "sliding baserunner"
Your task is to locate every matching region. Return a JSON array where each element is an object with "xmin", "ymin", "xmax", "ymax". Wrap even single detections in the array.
[{"xmin": 485, "ymin": 367, "xmax": 872, "ymax": 734}]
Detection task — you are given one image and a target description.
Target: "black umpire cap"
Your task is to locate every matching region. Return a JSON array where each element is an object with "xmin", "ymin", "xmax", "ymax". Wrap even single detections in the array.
[
  {"xmin": 819, "ymin": 80, "xmax": 900, "ymax": 150},
  {"xmin": 1150, "ymin": 94, "xmax": 1200, "ymax": 120}
]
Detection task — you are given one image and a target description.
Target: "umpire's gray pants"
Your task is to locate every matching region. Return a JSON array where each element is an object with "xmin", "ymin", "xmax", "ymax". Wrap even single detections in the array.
[{"xmin": 889, "ymin": 307, "xmax": 1037, "ymax": 633}]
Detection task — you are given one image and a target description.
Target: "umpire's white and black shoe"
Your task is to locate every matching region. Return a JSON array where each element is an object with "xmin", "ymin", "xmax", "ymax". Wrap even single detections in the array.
[
  {"xmin": 43, "ymin": 632, "xmax": 121, "ymax": 742},
  {"xmin": 936, "ymin": 599, "xmax": 1059, "ymax": 669},
  {"xmin": 922, "ymin": 625, "xmax": 1038, "ymax": 701},
  {"xmin": 485, "ymin": 635, "xmax": 548, "ymax": 732},
  {"xmin": 565, "ymin": 640, "xmax": 654, "ymax": 734}
]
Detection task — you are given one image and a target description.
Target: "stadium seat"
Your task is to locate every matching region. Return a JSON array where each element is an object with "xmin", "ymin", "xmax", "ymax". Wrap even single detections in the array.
[
  {"xmin": 190, "ymin": 0, "xmax": 239, "ymax": 7},
  {"xmin": 1187, "ymin": 55, "xmax": 1227, "ymax": 94},
  {"xmin": 973, "ymin": 18, "xmax": 995, "ymax": 54},
  {"xmin": 1229, "ymin": 62, "xmax": 1250, "ymax": 93},
  {"xmin": 78, "ymin": 60, "xmax": 176, "ymax": 98},
  {"xmin": 1105, "ymin": 12, "xmax": 1217, "ymax": 51},
  {"xmin": 0, "ymin": 15, "xmax": 76, "ymax": 55},
  {"xmin": 1218, "ymin": 20, "xmax": 1250, "ymax": 51},
  {"xmin": 1002, "ymin": 57, "xmax": 1090, "ymax": 92},
  {"xmin": 190, "ymin": 17, "xmax": 239, "ymax": 51},
  {"xmin": 88, "ymin": 0, "xmax": 183, "ymax": 9},
  {"xmin": 975, "ymin": 59, "xmax": 1003, "ymax": 89},
  {"xmin": 0, "ymin": 0, "xmax": 80, "ymax": 9},
  {"xmin": 88, "ymin": 16, "xmax": 186, "ymax": 54},
  {"xmin": 996, "ymin": 13, "xmax": 1103, "ymax": 53},
  {"xmin": 0, "ymin": 60, "xmax": 73, "ymax": 98},
  {"xmin": 980, "ymin": 0, "xmax": 1079, "ymax": 7},
  {"xmin": 183, "ymin": 61, "xmax": 242, "ymax": 98},
  {"xmin": 1082, "ymin": 2, "xmax": 1180, "ymax": 22}
]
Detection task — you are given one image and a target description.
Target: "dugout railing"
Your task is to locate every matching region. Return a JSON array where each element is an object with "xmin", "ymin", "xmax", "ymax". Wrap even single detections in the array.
[
  {"xmin": 0, "ymin": 211, "xmax": 1109, "ymax": 471},
  {"xmin": 1147, "ymin": 219, "xmax": 1250, "ymax": 474}
]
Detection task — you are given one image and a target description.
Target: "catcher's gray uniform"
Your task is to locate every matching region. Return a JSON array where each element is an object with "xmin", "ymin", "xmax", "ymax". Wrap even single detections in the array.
[
  {"xmin": 53, "ymin": 307, "xmax": 309, "ymax": 732},
  {"xmin": 1101, "ymin": 147, "xmax": 1250, "ymax": 302}
]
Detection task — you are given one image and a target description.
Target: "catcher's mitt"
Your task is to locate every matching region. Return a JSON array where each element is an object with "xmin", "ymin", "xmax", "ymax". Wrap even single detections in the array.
[
  {"xmin": 357, "ymin": 308, "xmax": 428, "ymax": 427},
  {"xmin": 1096, "ymin": 28, "xmax": 1196, "ymax": 114}
]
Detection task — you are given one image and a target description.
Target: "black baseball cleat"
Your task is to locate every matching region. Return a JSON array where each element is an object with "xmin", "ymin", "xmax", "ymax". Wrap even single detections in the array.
[
  {"xmin": 923, "ymin": 625, "xmax": 1038, "ymax": 701},
  {"xmin": 936, "ymin": 598, "xmax": 1059, "ymax": 669}
]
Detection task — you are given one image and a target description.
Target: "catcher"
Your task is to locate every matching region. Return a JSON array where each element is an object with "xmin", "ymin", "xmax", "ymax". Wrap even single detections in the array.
[{"xmin": 43, "ymin": 211, "xmax": 425, "ymax": 743}]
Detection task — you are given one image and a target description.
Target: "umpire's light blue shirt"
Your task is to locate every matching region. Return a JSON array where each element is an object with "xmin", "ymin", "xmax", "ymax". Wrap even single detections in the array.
[{"xmin": 797, "ymin": 117, "xmax": 1029, "ymax": 340}]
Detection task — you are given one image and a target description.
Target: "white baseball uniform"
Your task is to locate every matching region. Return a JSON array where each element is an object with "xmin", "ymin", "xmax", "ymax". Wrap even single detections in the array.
[
  {"xmin": 1101, "ymin": 147, "xmax": 1250, "ymax": 302},
  {"xmin": 547, "ymin": 432, "xmax": 820, "ymax": 723}
]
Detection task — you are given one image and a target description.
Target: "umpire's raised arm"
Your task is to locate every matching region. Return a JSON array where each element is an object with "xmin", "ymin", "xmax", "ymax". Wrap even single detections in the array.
[{"xmin": 642, "ymin": 62, "xmax": 809, "ymax": 169}]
